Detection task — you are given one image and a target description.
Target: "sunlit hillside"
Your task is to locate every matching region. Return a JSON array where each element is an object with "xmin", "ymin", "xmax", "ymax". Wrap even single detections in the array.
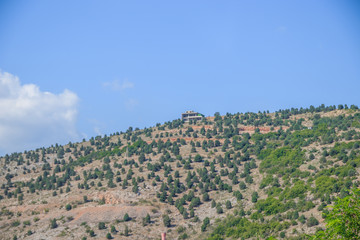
[{"xmin": 1, "ymin": 104, "xmax": 360, "ymax": 240}]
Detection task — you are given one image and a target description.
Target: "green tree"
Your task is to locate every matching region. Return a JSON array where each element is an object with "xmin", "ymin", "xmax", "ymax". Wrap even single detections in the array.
[
  {"xmin": 123, "ymin": 213, "xmax": 130, "ymax": 222},
  {"xmin": 163, "ymin": 214, "xmax": 171, "ymax": 227},
  {"xmin": 65, "ymin": 204, "xmax": 72, "ymax": 211},
  {"xmin": 89, "ymin": 230, "xmax": 95, "ymax": 237},
  {"xmin": 201, "ymin": 217, "xmax": 210, "ymax": 232},
  {"xmin": 50, "ymin": 218, "xmax": 58, "ymax": 229},
  {"xmin": 203, "ymin": 192, "xmax": 210, "ymax": 202},
  {"xmin": 214, "ymin": 112, "xmax": 221, "ymax": 121},
  {"xmin": 211, "ymin": 200, "xmax": 216, "ymax": 208},
  {"xmin": 307, "ymin": 216, "xmax": 319, "ymax": 227},
  {"xmin": 168, "ymin": 196, "xmax": 174, "ymax": 205},
  {"xmin": 225, "ymin": 200, "xmax": 232, "ymax": 209},
  {"xmin": 216, "ymin": 205, "xmax": 223, "ymax": 214},
  {"xmin": 98, "ymin": 222, "xmax": 106, "ymax": 230},
  {"xmin": 252, "ymin": 191, "xmax": 259, "ymax": 203},
  {"xmin": 194, "ymin": 154, "xmax": 203, "ymax": 162},
  {"xmin": 139, "ymin": 153, "xmax": 145, "ymax": 164},
  {"xmin": 124, "ymin": 225, "xmax": 129, "ymax": 236},
  {"xmin": 233, "ymin": 190, "xmax": 243, "ymax": 201},
  {"xmin": 190, "ymin": 209, "xmax": 195, "ymax": 218},
  {"xmin": 106, "ymin": 233, "xmax": 112, "ymax": 239},
  {"xmin": 183, "ymin": 209, "xmax": 189, "ymax": 219},
  {"xmin": 312, "ymin": 189, "xmax": 360, "ymax": 239},
  {"xmin": 143, "ymin": 213, "xmax": 151, "ymax": 226}
]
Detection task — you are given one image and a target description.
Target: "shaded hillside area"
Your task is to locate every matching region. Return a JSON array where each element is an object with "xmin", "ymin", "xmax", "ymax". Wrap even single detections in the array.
[{"xmin": 0, "ymin": 104, "xmax": 360, "ymax": 240}]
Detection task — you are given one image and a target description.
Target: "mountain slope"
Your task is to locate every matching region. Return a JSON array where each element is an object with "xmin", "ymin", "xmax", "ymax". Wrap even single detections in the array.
[{"xmin": 1, "ymin": 104, "xmax": 360, "ymax": 240}]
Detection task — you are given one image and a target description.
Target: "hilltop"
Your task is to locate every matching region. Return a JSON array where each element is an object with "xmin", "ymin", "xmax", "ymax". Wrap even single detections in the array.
[{"xmin": 0, "ymin": 104, "xmax": 360, "ymax": 240}]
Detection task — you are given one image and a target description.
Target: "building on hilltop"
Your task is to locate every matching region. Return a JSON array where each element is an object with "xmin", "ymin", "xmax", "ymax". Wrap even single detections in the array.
[{"xmin": 182, "ymin": 110, "xmax": 204, "ymax": 122}]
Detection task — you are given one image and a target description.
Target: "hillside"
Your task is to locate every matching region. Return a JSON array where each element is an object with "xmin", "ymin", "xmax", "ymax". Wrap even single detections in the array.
[{"xmin": 0, "ymin": 104, "xmax": 360, "ymax": 240}]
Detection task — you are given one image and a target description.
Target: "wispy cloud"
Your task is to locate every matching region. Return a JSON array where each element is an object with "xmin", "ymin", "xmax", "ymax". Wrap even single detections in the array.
[
  {"xmin": 125, "ymin": 98, "xmax": 139, "ymax": 110},
  {"xmin": 93, "ymin": 127, "xmax": 102, "ymax": 136},
  {"xmin": 103, "ymin": 79, "xmax": 134, "ymax": 91},
  {"xmin": 0, "ymin": 70, "xmax": 79, "ymax": 155},
  {"xmin": 88, "ymin": 119, "xmax": 105, "ymax": 137},
  {"xmin": 103, "ymin": 79, "xmax": 138, "ymax": 110}
]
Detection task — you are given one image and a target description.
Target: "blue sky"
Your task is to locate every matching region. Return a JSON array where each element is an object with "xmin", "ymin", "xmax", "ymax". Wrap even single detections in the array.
[{"xmin": 0, "ymin": 0, "xmax": 359, "ymax": 155}]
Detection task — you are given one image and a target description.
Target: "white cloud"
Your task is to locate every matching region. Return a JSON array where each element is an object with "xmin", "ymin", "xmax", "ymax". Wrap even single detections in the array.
[
  {"xmin": 0, "ymin": 71, "xmax": 79, "ymax": 155},
  {"xmin": 103, "ymin": 79, "xmax": 134, "ymax": 91}
]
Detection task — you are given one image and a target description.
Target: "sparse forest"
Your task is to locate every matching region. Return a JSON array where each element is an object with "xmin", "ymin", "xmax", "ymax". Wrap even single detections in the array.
[{"xmin": 0, "ymin": 104, "xmax": 360, "ymax": 239}]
